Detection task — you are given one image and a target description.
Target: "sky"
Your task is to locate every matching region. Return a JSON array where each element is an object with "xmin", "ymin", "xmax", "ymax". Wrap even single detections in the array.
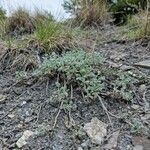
[{"xmin": 0, "ymin": 0, "xmax": 70, "ymax": 20}]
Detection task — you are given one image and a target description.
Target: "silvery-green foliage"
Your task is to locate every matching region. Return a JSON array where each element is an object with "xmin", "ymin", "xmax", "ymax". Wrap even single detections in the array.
[
  {"xmin": 35, "ymin": 50, "xmax": 140, "ymax": 101},
  {"xmin": 114, "ymin": 72, "xmax": 138, "ymax": 101},
  {"xmin": 35, "ymin": 50, "xmax": 105, "ymax": 98}
]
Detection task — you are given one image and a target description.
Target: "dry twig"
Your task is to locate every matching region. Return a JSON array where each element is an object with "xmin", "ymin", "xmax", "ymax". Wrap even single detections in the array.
[
  {"xmin": 97, "ymin": 95, "xmax": 113, "ymax": 128},
  {"xmin": 52, "ymin": 100, "xmax": 64, "ymax": 129}
]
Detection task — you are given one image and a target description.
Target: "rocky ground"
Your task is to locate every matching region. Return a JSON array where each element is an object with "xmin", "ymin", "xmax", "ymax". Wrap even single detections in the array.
[{"xmin": 0, "ymin": 25, "xmax": 150, "ymax": 150}]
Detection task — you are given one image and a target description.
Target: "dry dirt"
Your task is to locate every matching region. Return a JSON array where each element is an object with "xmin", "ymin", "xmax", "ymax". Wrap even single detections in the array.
[{"xmin": 0, "ymin": 25, "xmax": 150, "ymax": 150}]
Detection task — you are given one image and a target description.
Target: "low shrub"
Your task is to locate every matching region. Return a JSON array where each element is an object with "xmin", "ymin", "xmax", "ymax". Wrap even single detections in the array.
[
  {"xmin": 34, "ymin": 50, "xmax": 138, "ymax": 101},
  {"xmin": 35, "ymin": 50, "xmax": 105, "ymax": 98}
]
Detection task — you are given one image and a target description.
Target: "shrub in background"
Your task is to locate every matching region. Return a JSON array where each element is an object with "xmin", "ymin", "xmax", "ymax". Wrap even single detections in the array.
[
  {"xmin": 33, "ymin": 10, "xmax": 54, "ymax": 24},
  {"xmin": 124, "ymin": 10, "xmax": 150, "ymax": 39},
  {"xmin": 0, "ymin": 7, "xmax": 7, "ymax": 38},
  {"xmin": 6, "ymin": 8, "xmax": 35, "ymax": 36},
  {"xmin": 108, "ymin": 0, "xmax": 148, "ymax": 25},
  {"xmin": 63, "ymin": 0, "xmax": 108, "ymax": 26},
  {"xmin": 0, "ymin": 7, "xmax": 6, "ymax": 20}
]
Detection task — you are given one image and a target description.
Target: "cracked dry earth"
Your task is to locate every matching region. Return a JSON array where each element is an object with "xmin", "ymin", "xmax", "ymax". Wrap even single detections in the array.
[{"xmin": 0, "ymin": 25, "xmax": 150, "ymax": 150}]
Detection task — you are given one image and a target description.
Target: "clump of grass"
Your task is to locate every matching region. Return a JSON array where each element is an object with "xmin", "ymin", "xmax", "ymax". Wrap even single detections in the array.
[
  {"xmin": 33, "ymin": 10, "xmax": 54, "ymax": 24},
  {"xmin": 63, "ymin": 0, "xmax": 108, "ymax": 26},
  {"xmin": 0, "ymin": 19, "xmax": 7, "ymax": 38},
  {"xmin": 124, "ymin": 10, "xmax": 150, "ymax": 39},
  {"xmin": 6, "ymin": 8, "xmax": 34, "ymax": 36},
  {"xmin": 34, "ymin": 20, "xmax": 73, "ymax": 53},
  {"xmin": 0, "ymin": 7, "xmax": 6, "ymax": 20},
  {"xmin": 0, "ymin": 7, "xmax": 7, "ymax": 38}
]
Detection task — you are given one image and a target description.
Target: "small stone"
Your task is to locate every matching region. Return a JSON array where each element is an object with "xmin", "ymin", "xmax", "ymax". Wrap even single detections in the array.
[
  {"xmin": 103, "ymin": 130, "xmax": 120, "ymax": 149},
  {"xmin": 110, "ymin": 53, "xmax": 127, "ymax": 61},
  {"xmin": 106, "ymin": 60, "xmax": 121, "ymax": 68},
  {"xmin": 83, "ymin": 117, "xmax": 107, "ymax": 145},
  {"xmin": 25, "ymin": 117, "xmax": 33, "ymax": 123},
  {"xmin": 25, "ymin": 111, "xmax": 30, "ymax": 116},
  {"xmin": 134, "ymin": 60, "xmax": 150, "ymax": 69},
  {"xmin": 78, "ymin": 147, "xmax": 83, "ymax": 150},
  {"xmin": 81, "ymin": 140, "xmax": 90, "ymax": 148},
  {"xmin": 17, "ymin": 124, "xmax": 23, "ymax": 129},
  {"xmin": 120, "ymin": 65, "xmax": 134, "ymax": 71},
  {"xmin": 8, "ymin": 114, "xmax": 15, "ymax": 118},
  {"xmin": 133, "ymin": 136, "xmax": 150, "ymax": 150},
  {"xmin": 0, "ymin": 94, "xmax": 7, "ymax": 102},
  {"xmin": 92, "ymin": 147, "xmax": 101, "ymax": 150},
  {"xmin": 21, "ymin": 101, "xmax": 27, "ymax": 106},
  {"xmin": 16, "ymin": 130, "xmax": 34, "ymax": 148},
  {"xmin": 133, "ymin": 145, "xmax": 143, "ymax": 150},
  {"xmin": 139, "ymin": 85, "xmax": 146, "ymax": 95},
  {"xmin": 141, "ymin": 114, "xmax": 150, "ymax": 121},
  {"xmin": 131, "ymin": 104, "xmax": 140, "ymax": 110},
  {"xmin": 19, "ymin": 96, "xmax": 32, "ymax": 102}
]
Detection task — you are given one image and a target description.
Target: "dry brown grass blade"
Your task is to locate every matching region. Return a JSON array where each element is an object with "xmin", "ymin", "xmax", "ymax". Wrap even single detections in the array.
[{"xmin": 144, "ymin": 0, "xmax": 150, "ymax": 37}]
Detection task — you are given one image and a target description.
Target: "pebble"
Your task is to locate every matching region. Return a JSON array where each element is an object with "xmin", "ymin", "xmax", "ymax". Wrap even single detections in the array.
[
  {"xmin": 120, "ymin": 65, "xmax": 134, "ymax": 71},
  {"xmin": 8, "ymin": 114, "xmax": 15, "ymax": 118},
  {"xmin": 0, "ymin": 94, "xmax": 7, "ymax": 103},
  {"xmin": 83, "ymin": 117, "xmax": 107, "ymax": 145},
  {"xmin": 133, "ymin": 145, "xmax": 143, "ymax": 150},
  {"xmin": 16, "ymin": 130, "xmax": 34, "ymax": 148},
  {"xmin": 131, "ymin": 104, "xmax": 140, "ymax": 110},
  {"xmin": 81, "ymin": 139, "xmax": 90, "ymax": 148},
  {"xmin": 78, "ymin": 147, "xmax": 83, "ymax": 150},
  {"xmin": 21, "ymin": 101, "xmax": 27, "ymax": 106}
]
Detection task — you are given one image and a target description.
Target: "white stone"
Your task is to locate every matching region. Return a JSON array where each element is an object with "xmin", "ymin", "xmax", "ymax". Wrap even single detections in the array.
[
  {"xmin": 83, "ymin": 117, "xmax": 107, "ymax": 145},
  {"xmin": 133, "ymin": 145, "xmax": 143, "ymax": 150},
  {"xmin": 8, "ymin": 114, "xmax": 15, "ymax": 118},
  {"xmin": 78, "ymin": 147, "xmax": 83, "ymax": 150},
  {"xmin": 0, "ymin": 94, "xmax": 7, "ymax": 102},
  {"xmin": 16, "ymin": 130, "xmax": 34, "ymax": 148}
]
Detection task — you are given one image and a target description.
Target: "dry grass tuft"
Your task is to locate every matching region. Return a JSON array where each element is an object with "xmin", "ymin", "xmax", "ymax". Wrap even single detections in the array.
[
  {"xmin": 0, "ymin": 47, "xmax": 40, "ymax": 71},
  {"xmin": 63, "ymin": 0, "xmax": 108, "ymax": 26},
  {"xmin": 6, "ymin": 8, "xmax": 34, "ymax": 36},
  {"xmin": 33, "ymin": 10, "xmax": 54, "ymax": 24},
  {"xmin": 124, "ymin": 10, "xmax": 150, "ymax": 39},
  {"xmin": 78, "ymin": 0, "xmax": 108, "ymax": 26},
  {"xmin": 34, "ymin": 20, "xmax": 74, "ymax": 53}
]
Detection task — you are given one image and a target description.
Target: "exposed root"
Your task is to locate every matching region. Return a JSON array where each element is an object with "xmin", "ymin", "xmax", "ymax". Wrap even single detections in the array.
[
  {"xmin": 97, "ymin": 95, "xmax": 113, "ymax": 128},
  {"xmin": 52, "ymin": 100, "xmax": 64, "ymax": 129}
]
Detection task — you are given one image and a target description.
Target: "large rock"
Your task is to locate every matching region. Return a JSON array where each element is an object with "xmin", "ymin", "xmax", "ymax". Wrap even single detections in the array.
[
  {"xmin": 83, "ymin": 117, "xmax": 107, "ymax": 145},
  {"xmin": 134, "ymin": 60, "xmax": 150, "ymax": 69}
]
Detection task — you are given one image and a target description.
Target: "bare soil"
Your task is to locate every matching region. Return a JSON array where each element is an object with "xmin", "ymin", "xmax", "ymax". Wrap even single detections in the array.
[{"xmin": 0, "ymin": 25, "xmax": 150, "ymax": 150}]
